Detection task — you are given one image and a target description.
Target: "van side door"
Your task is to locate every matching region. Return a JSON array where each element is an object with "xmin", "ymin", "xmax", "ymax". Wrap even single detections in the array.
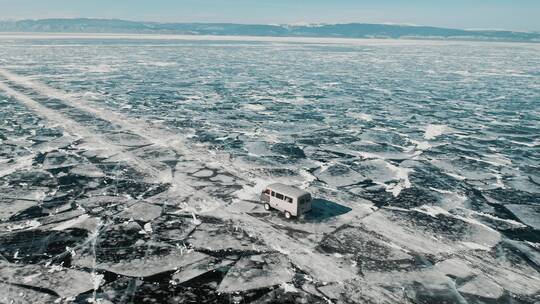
[{"xmin": 270, "ymin": 190, "xmax": 279, "ymax": 208}]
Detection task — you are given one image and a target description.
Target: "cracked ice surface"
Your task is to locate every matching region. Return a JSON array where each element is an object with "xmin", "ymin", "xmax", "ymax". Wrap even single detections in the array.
[{"xmin": 0, "ymin": 36, "xmax": 539, "ymax": 303}]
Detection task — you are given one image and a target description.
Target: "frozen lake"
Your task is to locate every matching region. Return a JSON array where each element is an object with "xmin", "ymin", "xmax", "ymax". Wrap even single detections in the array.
[{"xmin": 0, "ymin": 35, "xmax": 539, "ymax": 303}]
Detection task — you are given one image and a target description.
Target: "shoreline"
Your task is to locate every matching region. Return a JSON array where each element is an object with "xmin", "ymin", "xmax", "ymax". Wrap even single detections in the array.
[{"xmin": 0, "ymin": 32, "xmax": 538, "ymax": 46}]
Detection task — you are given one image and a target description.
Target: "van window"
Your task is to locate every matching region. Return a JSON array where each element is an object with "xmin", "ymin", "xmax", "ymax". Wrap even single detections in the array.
[
  {"xmin": 276, "ymin": 193, "xmax": 284, "ymax": 200},
  {"xmin": 285, "ymin": 196, "xmax": 293, "ymax": 203},
  {"xmin": 271, "ymin": 191, "xmax": 276, "ymax": 197}
]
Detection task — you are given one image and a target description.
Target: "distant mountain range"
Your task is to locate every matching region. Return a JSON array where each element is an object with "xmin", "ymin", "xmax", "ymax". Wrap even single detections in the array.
[{"xmin": 0, "ymin": 18, "xmax": 539, "ymax": 42}]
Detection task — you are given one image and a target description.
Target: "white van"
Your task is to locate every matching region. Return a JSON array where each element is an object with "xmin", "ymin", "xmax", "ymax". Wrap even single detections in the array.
[{"xmin": 260, "ymin": 183, "xmax": 312, "ymax": 219}]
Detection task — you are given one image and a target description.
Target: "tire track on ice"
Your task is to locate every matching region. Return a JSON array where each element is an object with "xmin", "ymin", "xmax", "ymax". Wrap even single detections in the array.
[
  {"xmin": 0, "ymin": 80, "xmax": 169, "ymax": 184},
  {"xmin": 0, "ymin": 68, "xmax": 193, "ymax": 160},
  {"xmin": 0, "ymin": 69, "xmax": 359, "ymax": 285}
]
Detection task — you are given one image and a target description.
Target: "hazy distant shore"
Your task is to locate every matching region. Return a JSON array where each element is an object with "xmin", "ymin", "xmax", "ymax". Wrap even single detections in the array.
[{"xmin": 0, "ymin": 18, "xmax": 539, "ymax": 43}]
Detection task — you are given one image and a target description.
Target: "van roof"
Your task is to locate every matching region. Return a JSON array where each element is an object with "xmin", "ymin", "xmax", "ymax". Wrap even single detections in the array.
[{"xmin": 267, "ymin": 183, "xmax": 310, "ymax": 198}]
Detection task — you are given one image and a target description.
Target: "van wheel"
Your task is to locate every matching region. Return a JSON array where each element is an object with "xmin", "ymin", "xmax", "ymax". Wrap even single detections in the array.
[
  {"xmin": 284, "ymin": 211, "xmax": 291, "ymax": 219},
  {"xmin": 264, "ymin": 203, "xmax": 271, "ymax": 211}
]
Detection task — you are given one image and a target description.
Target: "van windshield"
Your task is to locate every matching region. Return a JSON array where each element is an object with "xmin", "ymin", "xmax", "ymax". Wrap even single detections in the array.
[{"xmin": 299, "ymin": 195, "xmax": 311, "ymax": 205}]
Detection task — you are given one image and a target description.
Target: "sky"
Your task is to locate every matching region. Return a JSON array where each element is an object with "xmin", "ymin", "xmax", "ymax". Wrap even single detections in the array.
[{"xmin": 1, "ymin": 0, "xmax": 539, "ymax": 32}]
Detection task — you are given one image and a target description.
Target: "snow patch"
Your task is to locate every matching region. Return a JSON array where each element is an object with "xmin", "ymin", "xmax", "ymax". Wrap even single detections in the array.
[
  {"xmin": 282, "ymin": 282, "xmax": 298, "ymax": 293},
  {"xmin": 141, "ymin": 61, "xmax": 177, "ymax": 67},
  {"xmin": 415, "ymin": 141, "xmax": 432, "ymax": 150},
  {"xmin": 191, "ymin": 212, "xmax": 202, "ymax": 226},
  {"xmin": 384, "ymin": 162, "xmax": 412, "ymax": 197},
  {"xmin": 424, "ymin": 124, "xmax": 452, "ymax": 140},
  {"xmin": 412, "ymin": 205, "xmax": 450, "ymax": 217},
  {"xmin": 235, "ymin": 177, "xmax": 268, "ymax": 201},
  {"xmin": 346, "ymin": 112, "xmax": 373, "ymax": 121},
  {"xmin": 242, "ymin": 104, "xmax": 266, "ymax": 112},
  {"xmin": 143, "ymin": 222, "xmax": 153, "ymax": 233},
  {"xmin": 7, "ymin": 219, "xmax": 41, "ymax": 231},
  {"xmin": 462, "ymin": 241, "xmax": 491, "ymax": 251},
  {"xmin": 85, "ymin": 64, "xmax": 115, "ymax": 73},
  {"xmin": 52, "ymin": 214, "xmax": 90, "ymax": 231}
]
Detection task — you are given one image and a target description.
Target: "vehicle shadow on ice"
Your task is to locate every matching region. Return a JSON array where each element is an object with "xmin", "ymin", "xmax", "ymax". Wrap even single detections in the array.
[{"xmin": 302, "ymin": 198, "xmax": 352, "ymax": 222}]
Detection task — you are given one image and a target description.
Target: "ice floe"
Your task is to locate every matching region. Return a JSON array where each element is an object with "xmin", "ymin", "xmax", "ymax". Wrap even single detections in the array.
[
  {"xmin": 0, "ymin": 261, "xmax": 95, "ymax": 298},
  {"xmin": 217, "ymin": 253, "xmax": 293, "ymax": 293},
  {"xmin": 504, "ymin": 204, "xmax": 540, "ymax": 229},
  {"xmin": 424, "ymin": 124, "xmax": 453, "ymax": 140}
]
